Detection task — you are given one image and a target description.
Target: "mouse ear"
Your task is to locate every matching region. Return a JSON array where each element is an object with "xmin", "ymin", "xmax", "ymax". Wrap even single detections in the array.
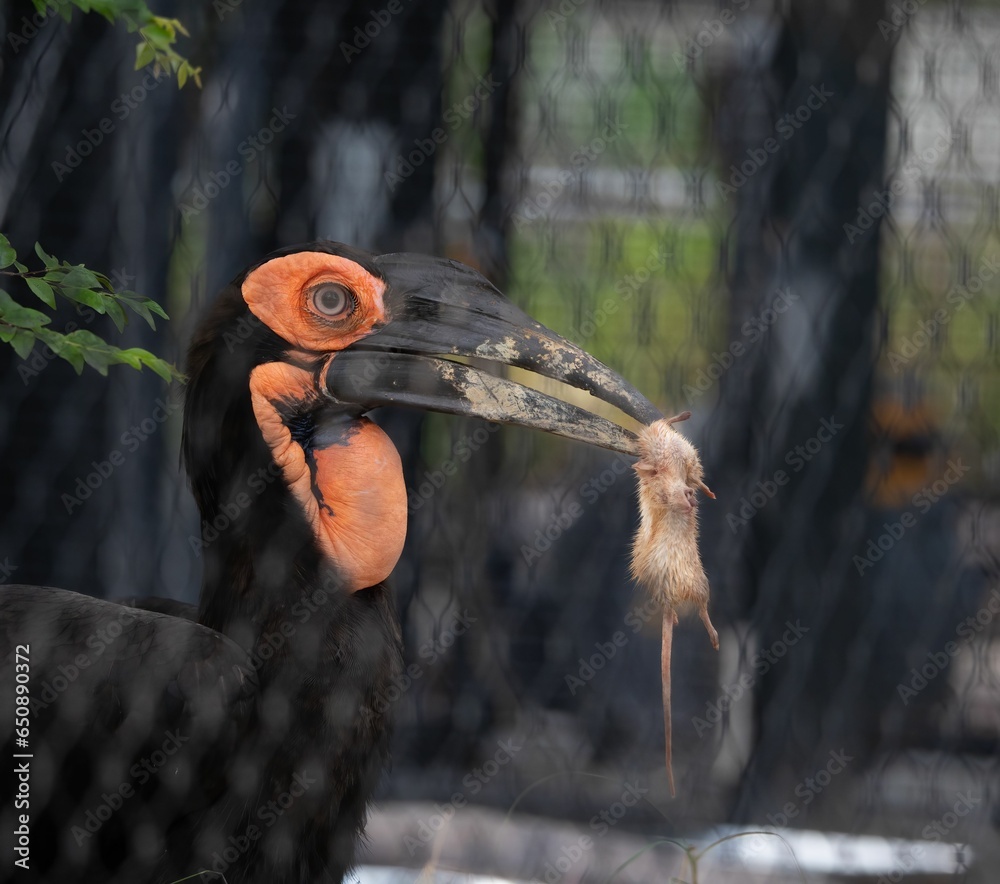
[{"xmin": 633, "ymin": 460, "xmax": 657, "ymax": 477}]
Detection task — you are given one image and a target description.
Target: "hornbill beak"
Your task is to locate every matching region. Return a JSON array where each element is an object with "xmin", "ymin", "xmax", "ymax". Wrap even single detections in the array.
[{"xmin": 323, "ymin": 253, "xmax": 663, "ymax": 457}]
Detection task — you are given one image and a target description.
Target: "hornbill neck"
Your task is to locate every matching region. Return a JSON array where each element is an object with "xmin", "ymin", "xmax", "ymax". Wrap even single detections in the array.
[
  {"xmin": 180, "ymin": 286, "xmax": 405, "ymax": 884},
  {"xmin": 182, "ymin": 287, "xmax": 404, "ymax": 646}
]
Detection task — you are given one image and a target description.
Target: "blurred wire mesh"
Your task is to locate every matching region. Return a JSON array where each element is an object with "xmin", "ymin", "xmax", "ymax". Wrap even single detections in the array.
[{"xmin": 0, "ymin": 0, "xmax": 997, "ymax": 879}]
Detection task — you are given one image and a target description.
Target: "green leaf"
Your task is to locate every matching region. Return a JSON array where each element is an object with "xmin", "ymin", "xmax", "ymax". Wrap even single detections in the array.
[
  {"xmin": 114, "ymin": 347, "xmax": 144, "ymax": 370},
  {"xmin": 34, "ymin": 242, "xmax": 58, "ymax": 270},
  {"xmin": 135, "ymin": 40, "xmax": 156, "ymax": 69},
  {"xmin": 142, "ymin": 21, "xmax": 174, "ymax": 48},
  {"xmin": 86, "ymin": 1, "xmax": 118, "ymax": 24},
  {"xmin": 177, "ymin": 64, "xmax": 188, "ymax": 89},
  {"xmin": 81, "ymin": 347, "xmax": 113, "ymax": 375},
  {"xmin": 124, "ymin": 300, "xmax": 153, "ymax": 328},
  {"xmin": 61, "ymin": 264, "xmax": 102, "ymax": 291},
  {"xmin": 0, "ymin": 233, "xmax": 15, "ymax": 269},
  {"xmin": 61, "ymin": 329, "xmax": 108, "ymax": 349},
  {"xmin": 142, "ymin": 298, "xmax": 168, "ymax": 320},
  {"xmin": 32, "ymin": 329, "xmax": 184, "ymax": 382},
  {"xmin": 0, "ymin": 326, "xmax": 16, "ymax": 343},
  {"xmin": 0, "ymin": 290, "xmax": 52, "ymax": 329},
  {"xmin": 103, "ymin": 296, "xmax": 127, "ymax": 332},
  {"xmin": 134, "ymin": 349, "xmax": 178, "ymax": 382},
  {"xmin": 11, "ymin": 329, "xmax": 35, "ymax": 359},
  {"xmin": 62, "ymin": 286, "xmax": 107, "ymax": 313},
  {"xmin": 34, "ymin": 328, "xmax": 60, "ymax": 348},
  {"xmin": 118, "ymin": 292, "xmax": 168, "ymax": 328},
  {"xmin": 26, "ymin": 277, "xmax": 56, "ymax": 308},
  {"xmin": 37, "ymin": 328, "xmax": 84, "ymax": 373}
]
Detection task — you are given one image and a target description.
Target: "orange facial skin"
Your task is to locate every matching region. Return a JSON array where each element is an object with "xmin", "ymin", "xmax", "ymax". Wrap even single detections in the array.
[
  {"xmin": 243, "ymin": 254, "xmax": 406, "ymax": 594},
  {"xmin": 242, "ymin": 251, "xmax": 389, "ymax": 353}
]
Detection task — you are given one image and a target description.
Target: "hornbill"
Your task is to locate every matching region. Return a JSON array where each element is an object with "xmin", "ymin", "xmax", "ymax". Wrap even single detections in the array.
[{"xmin": 0, "ymin": 243, "xmax": 661, "ymax": 883}]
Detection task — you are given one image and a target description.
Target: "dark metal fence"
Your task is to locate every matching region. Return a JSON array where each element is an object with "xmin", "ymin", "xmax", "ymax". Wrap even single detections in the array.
[{"xmin": 0, "ymin": 0, "xmax": 997, "ymax": 880}]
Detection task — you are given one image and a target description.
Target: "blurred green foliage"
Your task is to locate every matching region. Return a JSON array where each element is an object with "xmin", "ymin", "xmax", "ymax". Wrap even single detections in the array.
[
  {"xmin": 0, "ymin": 236, "xmax": 181, "ymax": 381},
  {"xmin": 1, "ymin": 1, "xmax": 198, "ymax": 380}
]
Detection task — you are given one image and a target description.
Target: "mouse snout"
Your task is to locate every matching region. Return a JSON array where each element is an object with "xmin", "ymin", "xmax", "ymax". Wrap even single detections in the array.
[
  {"xmin": 655, "ymin": 480, "xmax": 695, "ymax": 513},
  {"xmin": 683, "ymin": 485, "xmax": 697, "ymax": 511}
]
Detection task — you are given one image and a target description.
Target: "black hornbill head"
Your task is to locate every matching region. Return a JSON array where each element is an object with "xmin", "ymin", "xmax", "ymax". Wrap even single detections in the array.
[{"xmin": 184, "ymin": 242, "xmax": 661, "ymax": 599}]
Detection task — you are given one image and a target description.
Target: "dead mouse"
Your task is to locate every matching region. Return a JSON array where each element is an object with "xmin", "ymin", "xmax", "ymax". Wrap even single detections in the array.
[{"xmin": 629, "ymin": 411, "xmax": 718, "ymax": 796}]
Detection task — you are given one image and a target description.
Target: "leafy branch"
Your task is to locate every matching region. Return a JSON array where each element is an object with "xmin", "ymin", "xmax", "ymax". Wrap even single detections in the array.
[
  {"xmin": 0, "ymin": 235, "xmax": 182, "ymax": 382},
  {"xmin": 33, "ymin": 0, "xmax": 202, "ymax": 88},
  {"xmin": 2, "ymin": 1, "xmax": 200, "ymax": 380}
]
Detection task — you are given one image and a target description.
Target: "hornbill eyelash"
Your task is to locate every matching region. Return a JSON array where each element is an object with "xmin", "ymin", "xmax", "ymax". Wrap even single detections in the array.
[{"xmin": 308, "ymin": 282, "xmax": 357, "ymax": 321}]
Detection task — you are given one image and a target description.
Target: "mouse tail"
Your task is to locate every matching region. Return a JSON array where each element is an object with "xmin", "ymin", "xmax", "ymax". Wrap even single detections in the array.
[{"xmin": 662, "ymin": 607, "xmax": 676, "ymax": 797}]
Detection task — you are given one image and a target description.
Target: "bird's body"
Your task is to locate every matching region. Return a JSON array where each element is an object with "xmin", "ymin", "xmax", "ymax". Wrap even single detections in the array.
[
  {"xmin": 1, "ymin": 242, "xmax": 660, "ymax": 882},
  {"xmin": 2, "ymin": 575, "xmax": 401, "ymax": 882},
  {"xmin": 629, "ymin": 412, "xmax": 718, "ymax": 796}
]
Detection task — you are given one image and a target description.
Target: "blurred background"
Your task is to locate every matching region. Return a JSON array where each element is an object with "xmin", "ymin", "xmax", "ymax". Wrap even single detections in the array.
[{"xmin": 0, "ymin": 0, "xmax": 997, "ymax": 880}]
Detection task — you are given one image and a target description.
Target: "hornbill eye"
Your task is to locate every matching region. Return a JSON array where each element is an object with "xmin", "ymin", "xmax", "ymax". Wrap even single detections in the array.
[{"xmin": 310, "ymin": 283, "xmax": 354, "ymax": 320}]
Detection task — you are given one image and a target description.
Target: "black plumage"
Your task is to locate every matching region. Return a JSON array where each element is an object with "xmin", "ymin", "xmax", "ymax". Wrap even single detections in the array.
[{"xmin": 3, "ymin": 247, "xmax": 403, "ymax": 882}]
